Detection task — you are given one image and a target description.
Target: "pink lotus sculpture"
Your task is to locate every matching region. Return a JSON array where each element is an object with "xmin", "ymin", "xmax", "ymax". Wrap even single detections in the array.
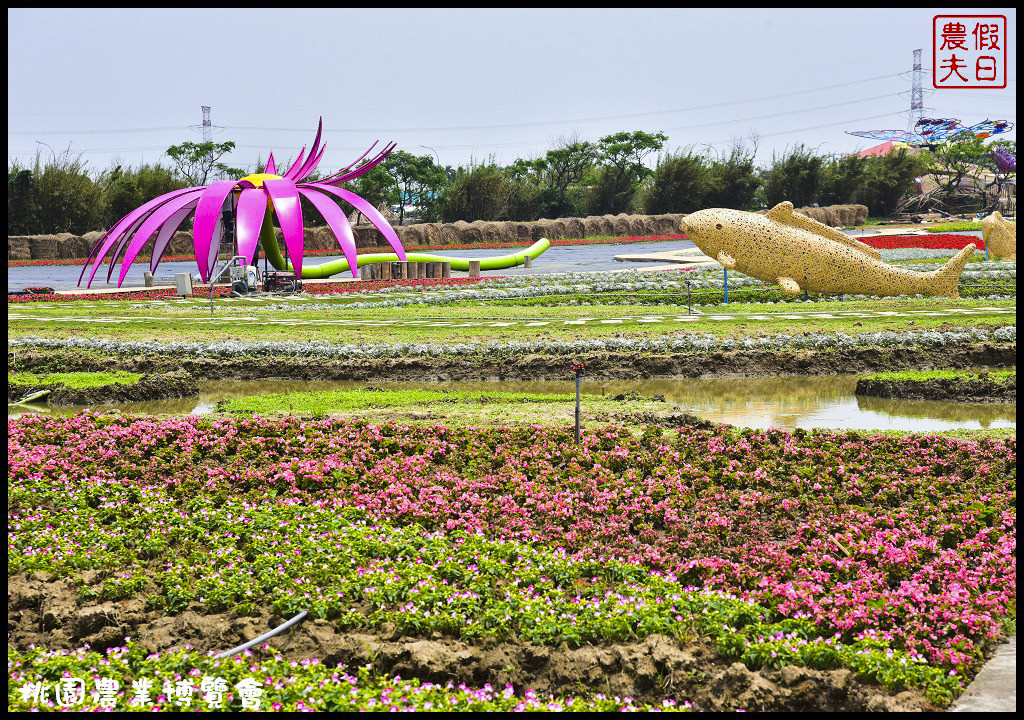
[{"xmin": 80, "ymin": 119, "xmax": 406, "ymax": 287}]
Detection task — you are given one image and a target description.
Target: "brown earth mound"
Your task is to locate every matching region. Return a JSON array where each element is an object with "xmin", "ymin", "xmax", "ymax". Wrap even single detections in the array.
[
  {"xmin": 11, "ymin": 343, "xmax": 1015, "ymax": 385},
  {"xmin": 7, "ymin": 370, "xmax": 198, "ymax": 406},
  {"xmin": 855, "ymin": 374, "xmax": 1016, "ymax": 402},
  {"xmin": 7, "ymin": 572, "xmax": 933, "ymax": 712}
]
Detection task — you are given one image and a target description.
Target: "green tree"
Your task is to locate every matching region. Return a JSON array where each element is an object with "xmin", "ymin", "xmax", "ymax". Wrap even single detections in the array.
[
  {"xmin": 535, "ymin": 139, "xmax": 597, "ymax": 218},
  {"xmin": 817, "ymin": 153, "xmax": 869, "ymax": 206},
  {"xmin": 592, "ymin": 131, "xmax": 668, "ymax": 214},
  {"xmin": 99, "ymin": 163, "xmax": 185, "ymax": 227},
  {"xmin": 761, "ymin": 144, "xmax": 824, "ymax": 208},
  {"xmin": 644, "ymin": 150, "xmax": 716, "ymax": 214},
  {"xmin": 383, "ymin": 150, "xmax": 449, "ymax": 224},
  {"xmin": 930, "ymin": 135, "xmax": 989, "ymax": 207},
  {"xmin": 9, "ymin": 150, "xmax": 104, "ymax": 234},
  {"xmin": 346, "ymin": 161, "xmax": 400, "ymax": 216},
  {"xmin": 165, "ymin": 140, "xmax": 241, "ymax": 186},
  {"xmin": 438, "ymin": 162, "xmax": 512, "ymax": 222},
  {"xmin": 8, "ymin": 165, "xmax": 40, "ymax": 235},
  {"xmin": 705, "ymin": 144, "xmax": 760, "ymax": 210},
  {"xmin": 859, "ymin": 148, "xmax": 929, "ymax": 216}
]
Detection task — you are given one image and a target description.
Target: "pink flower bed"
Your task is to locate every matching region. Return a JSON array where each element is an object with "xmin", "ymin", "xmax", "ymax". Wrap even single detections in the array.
[{"xmin": 8, "ymin": 413, "xmax": 1015, "ymax": 676}]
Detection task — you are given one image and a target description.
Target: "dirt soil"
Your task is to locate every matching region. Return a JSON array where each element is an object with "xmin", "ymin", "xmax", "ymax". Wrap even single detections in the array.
[
  {"xmin": 9, "ymin": 342, "xmax": 1016, "ymax": 384},
  {"xmin": 855, "ymin": 374, "xmax": 1016, "ymax": 402},
  {"xmin": 7, "ymin": 370, "xmax": 198, "ymax": 406},
  {"xmin": 7, "ymin": 572, "xmax": 935, "ymax": 712}
]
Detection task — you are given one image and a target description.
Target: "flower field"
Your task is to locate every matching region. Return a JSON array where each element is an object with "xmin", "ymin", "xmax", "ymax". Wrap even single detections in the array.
[
  {"xmin": 859, "ymin": 234, "xmax": 984, "ymax": 251},
  {"xmin": 8, "ymin": 413, "xmax": 1016, "ymax": 711}
]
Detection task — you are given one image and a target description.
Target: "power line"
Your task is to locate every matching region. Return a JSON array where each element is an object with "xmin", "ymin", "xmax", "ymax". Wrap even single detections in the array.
[
  {"xmin": 1, "ymin": 71, "xmax": 924, "ymax": 139},
  {"xmin": 661, "ymin": 93, "xmax": 904, "ymax": 133}
]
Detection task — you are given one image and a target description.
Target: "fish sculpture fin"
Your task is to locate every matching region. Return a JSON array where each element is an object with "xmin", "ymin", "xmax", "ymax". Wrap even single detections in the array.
[
  {"xmin": 929, "ymin": 243, "xmax": 976, "ymax": 298},
  {"xmin": 777, "ymin": 277, "xmax": 801, "ymax": 294},
  {"xmin": 765, "ymin": 201, "xmax": 882, "ymax": 260},
  {"xmin": 717, "ymin": 251, "xmax": 736, "ymax": 268}
]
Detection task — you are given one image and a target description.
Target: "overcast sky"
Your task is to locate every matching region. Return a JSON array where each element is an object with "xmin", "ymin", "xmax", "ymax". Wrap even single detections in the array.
[{"xmin": 7, "ymin": 8, "xmax": 1017, "ymax": 177}]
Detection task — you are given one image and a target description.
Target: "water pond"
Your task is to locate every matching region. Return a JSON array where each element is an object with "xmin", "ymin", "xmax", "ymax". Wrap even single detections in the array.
[{"xmin": 9, "ymin": 374, "xmax": 1015, "ymax": 433}]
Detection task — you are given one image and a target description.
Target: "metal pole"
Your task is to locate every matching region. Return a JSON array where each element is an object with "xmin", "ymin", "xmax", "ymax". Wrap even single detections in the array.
[
  {"xmin": 575, "ymin": 372, "xmax": 581, "ymax": 445},
  {"xmin": 686, "ymin": 281, "xmax": 692, "ymax": 315},
  {"xmin": 723, "ymin": 267, "xmax": 728, "ymax": 304}
]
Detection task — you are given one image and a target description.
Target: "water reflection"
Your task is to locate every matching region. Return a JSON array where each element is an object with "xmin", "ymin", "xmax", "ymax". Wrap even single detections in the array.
[{"xmin": 8, "ymin": 374, "xmax": 1015, "ymax": 433}]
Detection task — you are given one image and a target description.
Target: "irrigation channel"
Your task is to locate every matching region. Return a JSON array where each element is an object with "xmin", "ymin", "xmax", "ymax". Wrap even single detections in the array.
[{"xmin": 8, "ymin": 374, "xmax": 1015, "ymax": 432}]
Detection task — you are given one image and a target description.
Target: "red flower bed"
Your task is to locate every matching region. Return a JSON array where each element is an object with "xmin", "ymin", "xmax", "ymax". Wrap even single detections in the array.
[{"xmin": 858, "ymin": 233, "xmax": 984, "ymax": 250}]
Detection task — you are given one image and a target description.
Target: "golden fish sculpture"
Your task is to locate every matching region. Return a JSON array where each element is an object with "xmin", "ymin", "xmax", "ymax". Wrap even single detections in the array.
[
  {"xmin": 982, "ymin": 211, "xmax": 1016, "ymax": 261},
  {"xmin": 681, "ymin": 202, "xmax": 976, "ymax": 298}
]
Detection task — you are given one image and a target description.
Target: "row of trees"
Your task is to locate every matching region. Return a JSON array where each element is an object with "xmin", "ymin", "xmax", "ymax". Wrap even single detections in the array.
[{"xmin": 8, "ymin": 132, "xmax": 1015, "ymax": 236}]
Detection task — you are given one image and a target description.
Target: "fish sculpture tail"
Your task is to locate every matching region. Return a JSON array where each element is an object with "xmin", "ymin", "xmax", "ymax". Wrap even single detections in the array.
[{"xmin": 928, "ymin": 244, "xmax": 976, "ymax": 298}]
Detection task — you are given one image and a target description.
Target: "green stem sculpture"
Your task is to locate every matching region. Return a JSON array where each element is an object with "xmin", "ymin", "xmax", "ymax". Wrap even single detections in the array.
[{"xmin": 259, "ymin": 208, "xmax": 550, "ymax": 279}]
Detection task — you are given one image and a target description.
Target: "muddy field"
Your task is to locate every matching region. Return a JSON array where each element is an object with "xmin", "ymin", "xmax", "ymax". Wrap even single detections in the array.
[
  {"xmin": 7, "ymin": 573, "xmax": 932, "ymax": 712},
  {"xmin": 9, "ymin": 342, "xmax": 1016, "ymax": 385}
]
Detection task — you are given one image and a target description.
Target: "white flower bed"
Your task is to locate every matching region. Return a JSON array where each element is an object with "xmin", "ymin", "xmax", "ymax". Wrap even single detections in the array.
[
  {"xmin": 259, "ymin": 261, "xmax": 1014, "ymax": 312},
  {"xmin": 9, "ymin": 326, "xmax": 1014, "ymax": 360}
]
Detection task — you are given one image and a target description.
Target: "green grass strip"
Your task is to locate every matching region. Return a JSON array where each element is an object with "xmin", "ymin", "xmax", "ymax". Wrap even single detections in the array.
[
  {"xmin": 862, "ymin": 369, "xmax": 1015, "ymax": 383},
  {"xmin": 7, "ymin": 371, "xmax": 143, "ymax": 389},
  {"xmin": 218, "ymin": 387, "xmax": 590, "ymax": 416}
]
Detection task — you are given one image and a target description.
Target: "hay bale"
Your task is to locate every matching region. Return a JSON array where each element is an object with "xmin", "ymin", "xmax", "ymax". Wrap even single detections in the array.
[
  {"xmin": 488, "ymin": 221, "xmax": 518, "ymax": 245},
  {"xmin": 419, "ymin": 223, "xmax": 443, "ymax": 246},
  {"xmin": 563, "ymin": 217, "xmax": 585, "ymax": 239},
  {"xmin": 458, "ymin": 221, "xmax": 483, "ymax": 245},
  {"xmin": 303, "ymin": 226, "xmax": 331, "ymax": 252},
  {"xmin": 167, "ymin": 231, "xmax": 192, "ymax": 256},
  {"xmin": 57, "ymin": 235, "xmax": 90, "ymax": 259},
  {"xmin": 610, "ymin": 216, "xmax": 631, "ymax": 236},
  {"xmin": 7, "ymin": 236, "xmax": 32, "ymax": 261},
  {"xmin": 547, "ymin": 219, "xmax": 569, "ymax": 239},
  {"xmin": 530, "ymin": 219, "xmax": 555, "ymax": 241},
  {"xmin": 438, "ymin": 223, "xmax": 461, "ymax": 245},
  {"xmin": 400, "ymin": 224, "xmax": 425, "ymax": 247},
  {"xmin": 28, "ymin": 235, "xmax": 62, "ymax": 260},
  {"xmin": 626, "ymin": 216, "xmax": 647, "ymax": 236},
  {"xmin": 586, "ymin": 216, "xmax": 613, "ymax": 237},
  {"xmin": 480, "ymin": 221, "xmax": 505, "ymax": 244},
  {"xmin": 355, "ymin": 225, "xmax": 384, "ymax": 248},
  {"xmin": 510, "ymin": 222, "xmax": 533, "ymax": 243}
]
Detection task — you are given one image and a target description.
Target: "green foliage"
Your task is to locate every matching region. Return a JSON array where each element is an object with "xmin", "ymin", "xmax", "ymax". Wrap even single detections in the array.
[
  {"xmin": 817, "ymin": 154, "xmax": 870, "ymax": 207},
  {"xmin": 383, "ymin": 150, "xmax": 449, "ymax": 224},
  {"xmin": 98, "ymin": 163, "xmax": 186, "ymax": 227},
  {"xmin": 346, "ymin": 161, "xmax": 401, "ymax": 214},
  {"xmin": 8, "ymin": 150, "xmax": 104, "ymax": 235},
  {"xmin": 645, "ymin": 144, "xmax": 760, "ymax": 214},
  {"xmin": 591, "ymin": 131, "xmax": 668, "ymax": 214},
  {"xmin": 438, "ymin": 162, "xmax": 513, "ymax": 222},
  {"xmin": 8, "ymin": 166, "xmax": 40, "ymax": 235},
  {"xmin": 164, "ymin": 140, "xmax": 240, "ymax": 186},
  {"xmin": 760, "ymin": 144, "xmax": 824, "ymax": 209},
  {"xmin": 925, "ymin": 221, "xmax": 983, "ymax": 233},
  {"xmin": 645, "ymin": 151, "xmax": 717, "ymax": 214},
  {"xmin": 217, "ymin": 387, "xmax": 586, "ymax": 416},
  {"xmin": 858, "ymin": 149, "xmax": 929, "ymax": 216},
  {"xmin": 705, "ymin": 145, "xmax": 760, "ymax": 210}
]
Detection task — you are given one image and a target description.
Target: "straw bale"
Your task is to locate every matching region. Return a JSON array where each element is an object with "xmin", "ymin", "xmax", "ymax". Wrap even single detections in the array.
[{"xmin": 8, "ymin": 236, "xmax": 32, "ymax": 261}]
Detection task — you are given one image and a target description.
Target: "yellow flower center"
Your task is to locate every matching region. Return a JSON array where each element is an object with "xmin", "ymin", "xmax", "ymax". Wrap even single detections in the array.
[{"xmin": 240, "ymin": 172, "xmax": 283, "ymax": 188}]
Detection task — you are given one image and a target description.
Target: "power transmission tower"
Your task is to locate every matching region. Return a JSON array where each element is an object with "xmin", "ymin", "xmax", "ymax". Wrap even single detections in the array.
[
  {"xmin": 909, "ymin": 49, "xmax": 924, "ymax": 131},
  {"xmin": 201, "ymin": 106, "xmax": 213, "ymax": 144}
]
